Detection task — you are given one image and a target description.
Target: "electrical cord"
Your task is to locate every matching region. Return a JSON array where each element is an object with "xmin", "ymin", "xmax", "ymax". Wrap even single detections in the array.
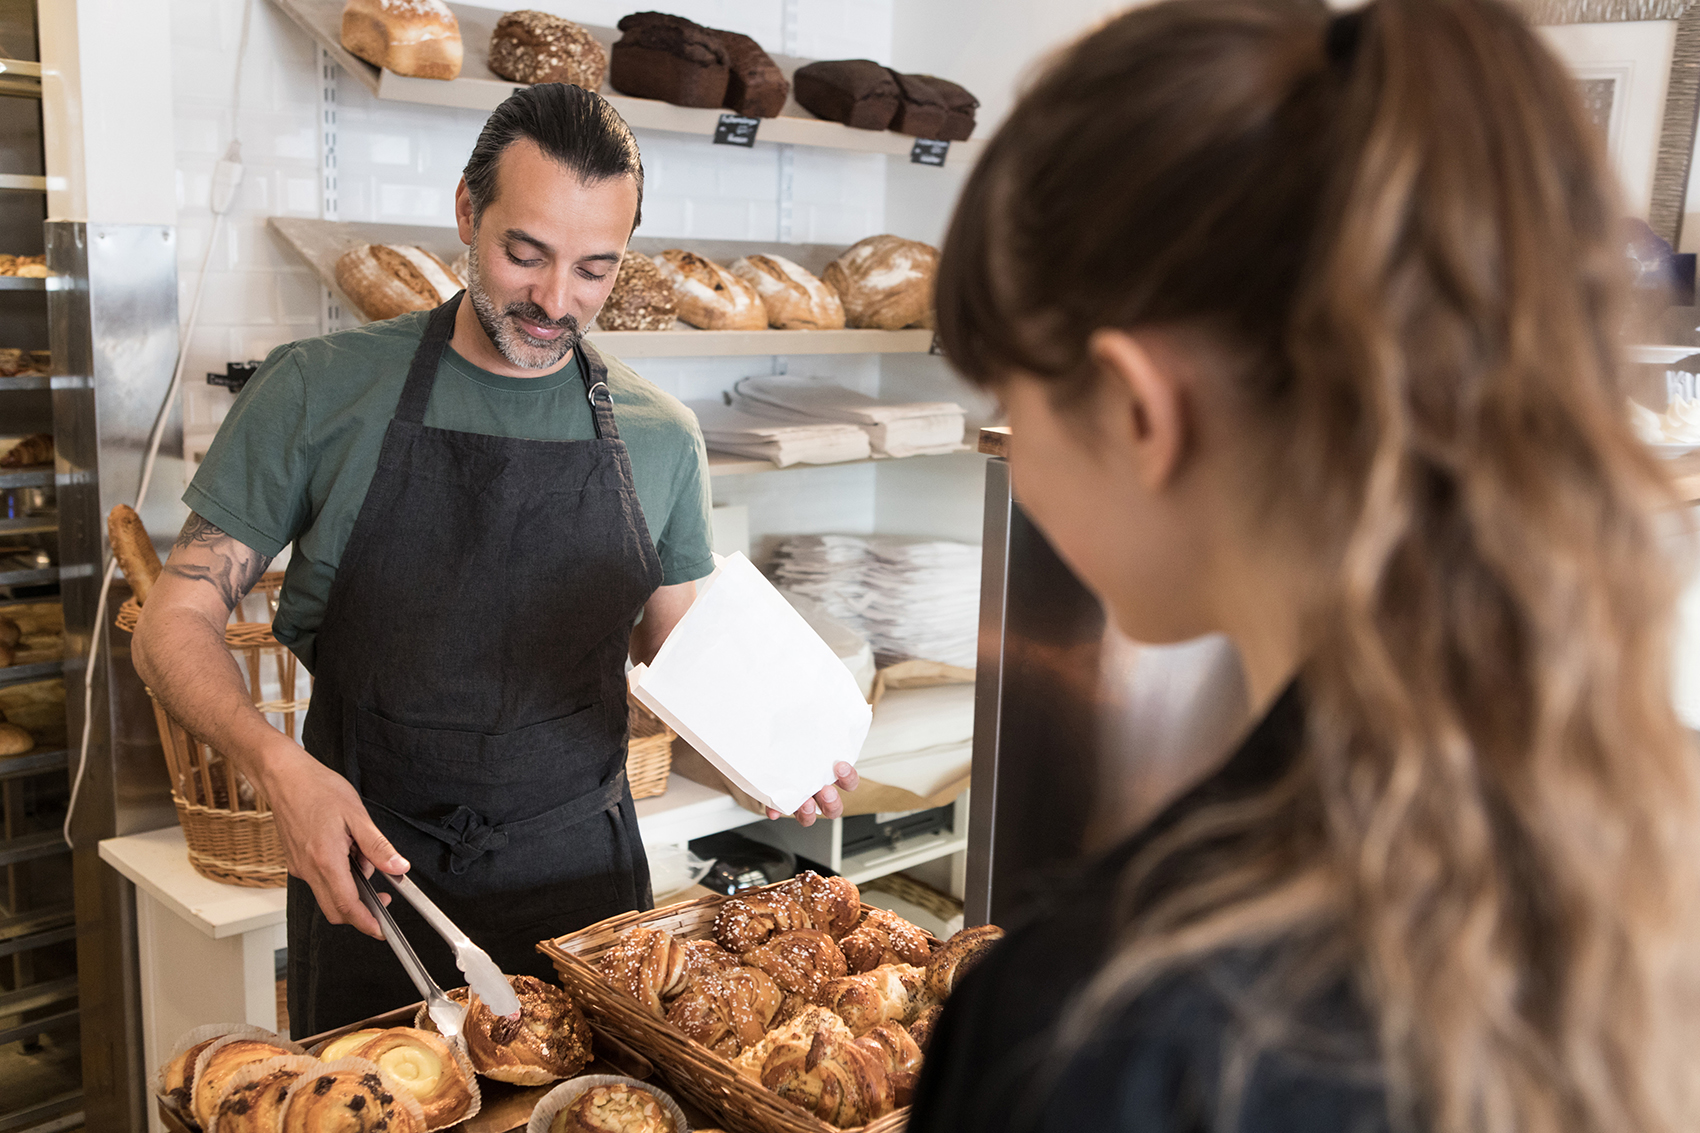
[{"xmin": 62, "ymin": 0, "xmax": 252, "ymax": 848}]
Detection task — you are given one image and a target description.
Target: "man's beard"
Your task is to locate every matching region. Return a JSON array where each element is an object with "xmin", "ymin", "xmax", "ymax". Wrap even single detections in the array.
[{"xmin": 464, "ymin": 234, "xmax": 583, "ymax": 370}]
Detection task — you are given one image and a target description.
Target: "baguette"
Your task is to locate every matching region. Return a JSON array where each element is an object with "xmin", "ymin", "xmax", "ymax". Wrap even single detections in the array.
[{"xmin": 108, "ymin": 505, "xmax": 163, "ymax": 606}]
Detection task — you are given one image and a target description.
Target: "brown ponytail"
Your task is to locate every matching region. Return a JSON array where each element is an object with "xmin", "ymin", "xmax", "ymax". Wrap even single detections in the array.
[{"xmin": 939, "ymin": 2, "xmax": 1700, "ymax": 1131}]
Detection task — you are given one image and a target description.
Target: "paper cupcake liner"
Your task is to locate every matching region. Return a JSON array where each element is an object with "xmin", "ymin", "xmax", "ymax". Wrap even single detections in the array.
[
  {"xmin": 527, "ymin": 1075, "xmax": 689, "ymax": 1133},
  {"xmin": 152, "ymin": 1023, "xmax": 282, "ymax": 1122},
  {"xmin": 278, "ymin": 1057, "xmax": 428, "ymax": 1133},
  {"xmin": 334, "ymin": 1026, "xmax": 483, "ymax": 1131},
  {"xmin": 189, "ymin": 1030, "xmax": 310, "ymax": 1129},
  {"xmin": 204, "ymin": 1054, "xmax": 320, "ymax": 1133}
]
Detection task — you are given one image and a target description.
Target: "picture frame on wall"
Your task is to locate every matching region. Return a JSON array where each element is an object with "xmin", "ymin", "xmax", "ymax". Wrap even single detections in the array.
[{"xmin": 1520, "ymin": 0, "xmax": 1700, "ymax": 251}]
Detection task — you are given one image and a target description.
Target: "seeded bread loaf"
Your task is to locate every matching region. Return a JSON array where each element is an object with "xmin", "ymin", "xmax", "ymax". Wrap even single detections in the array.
[
  {"xmin": 609, "ymin": 12, "xmax": 729, "ymax": 108},
  {"xmin": 597, "ymin": 254, "xmax": 679, "ymax": 331},
  {"xmin": 730, "ymin": 254, "xmax": 844, "ymax": 330},
  {"xmin": 340, "ymin": 0, "xmax": 463, "ymax": 81},
  {"xmin": 654, "ymin": 251, "xmax": 766, "ymax": 331},
  {"xmin": 335, "ymin": 244, "xmax": 463, "ymax": 323},
  {"xmin": 487, "ymin": 11, "xmax": 607, "ymax": 89},
  {"xmin": 822, "ymin": 235, "xmax": 939, "ymax": 330}
]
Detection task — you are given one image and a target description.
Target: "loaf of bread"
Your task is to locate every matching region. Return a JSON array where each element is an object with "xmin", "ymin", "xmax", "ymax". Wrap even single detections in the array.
[
  {"xmin": 918, "ymin": 75, "xmax": 978, "ymax": 141},
  {"xmin": 730, "ymin": 255, "xmax": 845, "ymax": 330},
  {"xmin": 889, "ymin": 72, "xmax": 948, "ymax": 139},
  {"xmin": 340, "ymin": 0, "xmax": 463, "ymax": 81},
  {"xmin": 335, "ymin": 244, "xmax": 463, "ymax": 323},
  {"xmin": 714, "ymin": 29, "xmax": 788, "ymax": 118},
  {"xmin": 822, "ymin": 235, "xmax": 939, "ymax": 330},
  {"xmin": 108, "ymin": 504, "xmax": 162, "ymax": 606},
  {"xmin": 654, "ymin": 251, "xmax": 766, "ymax": 331},
  {"xmin": 597, "ymin": 254, "xmax": 678, "ymax": 331},
  {"xmin": 487, "ymin": 11, "xmax": 607, "ymax": 89},
  {"xmin": 0, "ymin": 433, "xmax": 51, "ymax": 468},
  {"xmin": 793, "ymin": 60, "xmax": 899, "ymax": 130},
  {"xmin": 609, "ymin": 12, "xmax": 728, "ymax": 108}
]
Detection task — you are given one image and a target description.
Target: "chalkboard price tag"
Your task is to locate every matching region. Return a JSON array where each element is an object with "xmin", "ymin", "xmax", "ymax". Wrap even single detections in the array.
[
  {"xmin": 910, "ymin": 138, "xmax": 950, "ymax": 166},
  {"xmin": 714, "ymin": 114, "xmax": 761, "ymax": 147}
]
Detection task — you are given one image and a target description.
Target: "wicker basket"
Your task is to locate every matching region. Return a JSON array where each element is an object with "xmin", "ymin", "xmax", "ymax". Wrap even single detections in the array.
[
  {"xmin": 539, "ymin": 885, "xmax": 939, "ymax": 1133},
  {"xmin": 627, "ymin": 697, "xmax": 674, "ymax": 800},
  {"xmin": 117, "ymin": 572, "xmax": 297, "ymax": 888}
]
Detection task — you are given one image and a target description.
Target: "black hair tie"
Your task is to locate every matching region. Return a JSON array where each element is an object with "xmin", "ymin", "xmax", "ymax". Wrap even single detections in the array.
[{"xmin": 1326, "ymin": 9, "xmax": 1365, "ymax": 66}]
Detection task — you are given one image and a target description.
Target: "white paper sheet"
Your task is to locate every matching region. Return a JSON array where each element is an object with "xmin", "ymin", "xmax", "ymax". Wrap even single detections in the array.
[{"xmin": 628, "ymin": 553, "xmax": 873, "ymax": 815}]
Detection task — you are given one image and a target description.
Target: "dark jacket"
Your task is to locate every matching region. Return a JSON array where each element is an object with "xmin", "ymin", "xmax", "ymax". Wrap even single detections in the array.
[{"xmin": 907, "ymin": 686, "xmax": 1393, "ymax": 1133}]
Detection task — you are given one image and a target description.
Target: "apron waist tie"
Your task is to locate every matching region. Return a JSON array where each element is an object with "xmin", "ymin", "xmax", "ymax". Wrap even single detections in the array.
[{"xmin": 367, "ymin": 768, "xmax": 630, "ymax": 875}]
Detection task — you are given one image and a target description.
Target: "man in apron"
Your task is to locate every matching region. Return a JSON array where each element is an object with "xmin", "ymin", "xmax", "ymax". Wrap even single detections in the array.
[{"xmin": 135, "ymin": 84, "xmax": 857, "ymax": 1034}]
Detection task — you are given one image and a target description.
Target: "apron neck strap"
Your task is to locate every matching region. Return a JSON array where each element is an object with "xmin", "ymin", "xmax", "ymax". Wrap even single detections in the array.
[
  {"xmin": 577, "ymin": 338, "xmax": 620, "ymax": 442},
  {"xmin": 393, "ymin": 291, "xmax": 464, "ymax": 425}
]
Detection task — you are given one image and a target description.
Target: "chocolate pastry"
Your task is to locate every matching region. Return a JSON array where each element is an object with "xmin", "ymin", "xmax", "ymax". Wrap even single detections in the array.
[
  {"xmin": 281, "ymin": 1067, "xmax": 423, "ymax": 1133},
  {"xmin": 792, "ymin": 60, "xmax": 899, "ymax": 130},
  {"xmin": 191, "ymin": 1039, "xmax": 298, "ymax": 1129},
  {"xmin": 889, "ymin": 72, "xmax": 948, "ymax": 138},
  {"xmin": 452, "ymin": 975, "xmax": 593, "ymax": 1085},
  {"xmin": 713, "ymin": 29, "xmax": 788, "ymax": 118},
  {"xmin": 215, "ymin": 1064, "xmax": 306, "ymax": 1133},
  {"xmin": 609, "ymin": 12, "xmax": 728, "ymax": 108}
]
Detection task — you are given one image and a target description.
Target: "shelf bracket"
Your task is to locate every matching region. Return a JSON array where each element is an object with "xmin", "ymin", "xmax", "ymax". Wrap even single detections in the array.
[{"xmin": 317, "ymin": 46, "xmax": 345, "ymax": 335}]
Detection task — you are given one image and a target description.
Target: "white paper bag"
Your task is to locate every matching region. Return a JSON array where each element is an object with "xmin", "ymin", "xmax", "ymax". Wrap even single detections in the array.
[{"xmin": 628, "ymin": 553, "xmax": 873, "ymax": 815}]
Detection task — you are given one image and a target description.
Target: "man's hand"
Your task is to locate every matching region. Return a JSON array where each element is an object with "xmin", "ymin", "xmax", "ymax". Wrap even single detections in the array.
[
  {"xmin": 260, "ymin": 740, "xmax": 408, "ymax": 939},
  {"xmin": 766, "ymin": 761, "xmax": 860, "ymax": 827}
]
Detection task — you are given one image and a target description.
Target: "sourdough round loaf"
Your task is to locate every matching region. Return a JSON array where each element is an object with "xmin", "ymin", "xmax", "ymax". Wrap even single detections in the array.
[
  {"xmin": 729, "ymin": 254, "xmax": 845, "ymax": 330},
  {"xmin": 822, "ymin": 235, "xmax": 939, "ymax": 329},
  {"xmin": 335, "ymin": 244, "xmax": 463, "ymax": 322},
  {"xmin": 653, "ymin": 250, "xmax": 767, "ymax": 331}
]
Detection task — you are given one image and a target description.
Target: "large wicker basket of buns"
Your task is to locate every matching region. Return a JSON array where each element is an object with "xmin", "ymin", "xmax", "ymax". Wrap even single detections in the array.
[{"xmin": 540, "ymin": 873, "xmax": 1003, "ymax": 1133}]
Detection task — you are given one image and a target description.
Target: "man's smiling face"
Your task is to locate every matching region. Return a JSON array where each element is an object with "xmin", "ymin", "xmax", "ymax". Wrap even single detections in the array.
[{"xmin": 456, "ymin": 136, "xmax": 640, "ymax": 371}]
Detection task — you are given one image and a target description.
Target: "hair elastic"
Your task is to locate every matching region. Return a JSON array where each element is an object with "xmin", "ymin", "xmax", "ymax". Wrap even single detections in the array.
[{"xmin": 1326, "ymin": 9, "xmax": 1365, "ymax": 66}]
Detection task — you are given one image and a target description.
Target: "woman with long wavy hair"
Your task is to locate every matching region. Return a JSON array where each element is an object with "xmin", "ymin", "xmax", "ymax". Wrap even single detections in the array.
[{"xmin": 907, "ymin": 1, "xmax": 1700, "ymax": 1130}]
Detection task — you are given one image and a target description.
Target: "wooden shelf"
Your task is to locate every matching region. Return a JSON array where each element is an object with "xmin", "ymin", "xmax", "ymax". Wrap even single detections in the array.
[
  {"xmin": 268, "ymin": 0, "xmax": 984, "ymax": 164},
  {"xmin": 270, "ymin": 217, "xmax": 943, "ymax": 358}
]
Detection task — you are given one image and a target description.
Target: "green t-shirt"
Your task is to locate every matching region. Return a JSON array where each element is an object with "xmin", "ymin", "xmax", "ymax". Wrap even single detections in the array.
[{"xmin": 185, "ymin": 311, "xmax": 715, "ymax": 669}]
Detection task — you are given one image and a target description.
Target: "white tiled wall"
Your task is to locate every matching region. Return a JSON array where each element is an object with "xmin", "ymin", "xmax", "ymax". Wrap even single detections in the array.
[{"xmin": 171, "ymin": 0, "xmax": 896, "ymax": 540}]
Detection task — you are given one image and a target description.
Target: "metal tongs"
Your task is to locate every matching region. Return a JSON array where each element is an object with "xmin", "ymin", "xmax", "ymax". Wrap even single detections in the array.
[{"xmin": 350, "ymin": 852, "xmax": 523, "ymax": 1037}]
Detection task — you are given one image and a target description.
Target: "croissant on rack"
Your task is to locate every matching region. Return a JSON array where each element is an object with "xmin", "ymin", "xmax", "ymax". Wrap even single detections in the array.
[
  {"xmin": 600, "ymin": 925, "xmax": 738, "ymax": 1018},
  {"xmin": 924, "ymin": 923, "xmax": 1005, "ymax": 1000},
  {"xmin": 840, "ymin": 908, "xmax": 933, "ymax": 973},
  {"xmin": 816, "ymin": 963, "xmax": 933, "ymax": 1037},
  {"xmin": 664, "ymin": 964, "xmax": 784, "ymax": 1056}
]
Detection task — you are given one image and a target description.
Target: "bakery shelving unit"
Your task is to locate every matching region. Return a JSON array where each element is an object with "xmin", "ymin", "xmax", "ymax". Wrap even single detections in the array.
[
  {"xmin": 0, "ymin": 7, "xmax": 80, "ymax": 1131},
  {"xmin": 267, "ymin": 0, "xmax": 988, "ymax": 164}
]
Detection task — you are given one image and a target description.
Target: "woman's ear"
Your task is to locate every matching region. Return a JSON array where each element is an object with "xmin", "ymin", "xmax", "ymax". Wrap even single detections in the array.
[{"xmin": 1088, "ymin": 329, "xmax": 1189, "ymax": 490}]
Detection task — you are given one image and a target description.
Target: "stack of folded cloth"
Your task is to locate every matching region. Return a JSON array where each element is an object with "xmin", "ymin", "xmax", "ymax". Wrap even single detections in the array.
[
  {"xmin": 732, "ymin": 375, "xmax": 968, "ymax": 458},
  {"xmin": 858, "ymin": 681, "xmax": 975, "ymax": 801},
  {"xmin": 687, "ymin": 398, "xmax": 871, "ymax": 466},
  {"xmin": 770, "ymin": 535, "xmax": 981, "ymax": 668}
]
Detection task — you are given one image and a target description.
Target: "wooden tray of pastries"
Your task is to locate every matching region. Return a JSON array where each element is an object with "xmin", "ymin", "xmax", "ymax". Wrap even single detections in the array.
[
  {"xmin": 154, "ymin": 1000, "xmax": 659, "ymax": 1133},
  {"xmin": 539, "ymin": 871, "xmax": 1002, "ymax": 1133}
]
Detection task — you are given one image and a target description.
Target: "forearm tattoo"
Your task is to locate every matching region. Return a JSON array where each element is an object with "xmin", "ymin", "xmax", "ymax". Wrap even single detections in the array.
[{"xmin": 163, "ymin": 512, "xmax": 273, "ymax": 609}]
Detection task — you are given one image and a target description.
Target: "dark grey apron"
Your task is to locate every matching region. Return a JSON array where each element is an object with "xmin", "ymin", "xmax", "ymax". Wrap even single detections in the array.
[{"xmin": 288, "ymin": 293, "xmax": 660, "ymax": 1035}]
